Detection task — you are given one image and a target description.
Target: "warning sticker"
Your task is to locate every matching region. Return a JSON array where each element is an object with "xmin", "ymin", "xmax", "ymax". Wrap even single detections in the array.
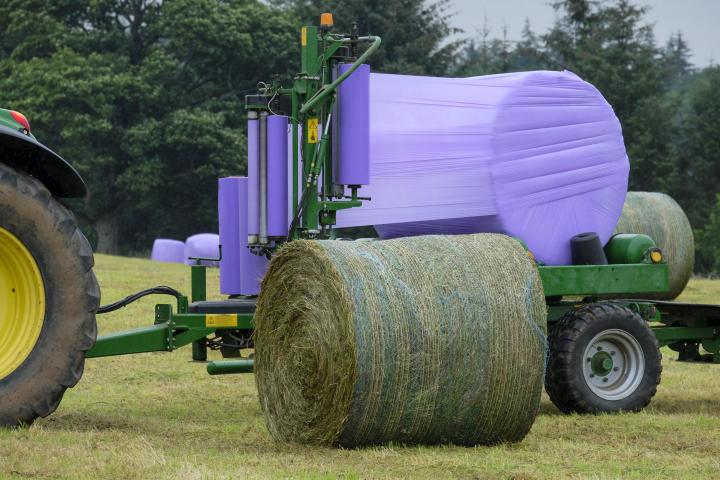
[
  {"xmin": 205, "ymin": 314, "xmax": 237, "ymax": 328},
  {"xmin": 308, "ymin": 117, "xmax": 319, "ymax": 144}
]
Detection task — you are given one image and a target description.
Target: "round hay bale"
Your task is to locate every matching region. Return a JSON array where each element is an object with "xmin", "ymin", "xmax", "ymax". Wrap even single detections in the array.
[
  {"xmin": 254, "ymin": 233, "xmax": 547, "ymax": 447},
  {"xmin": 614, "ymin": 192, "xmax": 694, "ymax": 299}
]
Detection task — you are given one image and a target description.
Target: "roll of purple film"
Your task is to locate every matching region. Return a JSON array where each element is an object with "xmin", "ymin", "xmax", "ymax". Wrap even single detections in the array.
[
  {"xmin": 267, "ymin": 115, "xmax": 289, "ymax": 238},
  {"xmin": 335, "ymin": 70, "xmax": 629, "ymax": 265},
  {"xmin": 336, "ymin": 63, "xmax": 370, "ymax": 186},
  {"xmin": 218, "ymin": 176, "xmax": 268, "ymax": 295},
  {"xmin": 247, "ymin": 118, "xmax": 259, "ymax": 241}
]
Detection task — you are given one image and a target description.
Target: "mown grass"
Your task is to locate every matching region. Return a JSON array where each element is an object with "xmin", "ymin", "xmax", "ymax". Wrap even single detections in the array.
[{"xmin": 1, "ymin": 254, "xmax": 719, "ymax": 479}]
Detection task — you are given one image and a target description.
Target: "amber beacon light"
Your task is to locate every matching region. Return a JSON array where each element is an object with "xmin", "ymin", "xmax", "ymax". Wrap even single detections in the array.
[{"xmin": 320, "ymin": 12, "xmax": 333, "ymax": 27}]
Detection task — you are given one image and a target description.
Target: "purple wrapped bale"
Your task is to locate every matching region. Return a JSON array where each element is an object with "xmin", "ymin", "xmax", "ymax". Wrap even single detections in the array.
[
  {"xmin": 218, "ymin": 177, "xmax": 268, "ymax": 295},
  {"xmin": 335, "ymin": 70, "xmax": 629, "ymax": 265},
  {"xmin": 335, "ymin": 64, "xmax": 370, "ymax": 186},
  {"xmin": 247, "ymin": 117, "xmax": 259, "ymax": 242},
  {"xmin": 151, "ymin": 239, "xmax": 185, "ymax": 264},
  {"xmin": 267, "ymin": 115, "xmax": 289, "ymax": 238},
  {"xmin": 184, "ymin": 233, "xmax": 220, "ymax": 267}
]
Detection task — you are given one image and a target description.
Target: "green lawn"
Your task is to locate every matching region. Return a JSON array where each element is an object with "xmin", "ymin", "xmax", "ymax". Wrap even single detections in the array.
[{"xmin": 1, "ymin": 254, "xmax": 719, "ymax": 479}]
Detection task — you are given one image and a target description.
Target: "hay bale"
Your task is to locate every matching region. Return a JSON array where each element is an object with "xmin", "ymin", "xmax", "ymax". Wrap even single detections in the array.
[
  {"xmin": 254, "ymin": 234, "xmax": 547, "ymax": 447},
  {"xmin": 614, "ymin": 192, "xmax": 694, "ymax": 299}
]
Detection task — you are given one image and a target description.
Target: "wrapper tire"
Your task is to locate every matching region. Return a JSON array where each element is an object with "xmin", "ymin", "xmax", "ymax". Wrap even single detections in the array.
[{"xmin": 546, "ymin": 303, "xmax": 661, "ymax": 413}]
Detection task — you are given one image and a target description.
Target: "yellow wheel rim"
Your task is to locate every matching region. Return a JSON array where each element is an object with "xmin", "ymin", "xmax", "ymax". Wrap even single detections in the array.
[{"xmin": 0, "ymin": 226, "xmax": 45, "ymax": 380}]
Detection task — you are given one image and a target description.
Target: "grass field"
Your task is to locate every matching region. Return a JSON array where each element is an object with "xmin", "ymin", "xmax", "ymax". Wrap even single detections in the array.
[{"xmin": 1, "ymin": 254, "xmax": 719, "ymax": 479}]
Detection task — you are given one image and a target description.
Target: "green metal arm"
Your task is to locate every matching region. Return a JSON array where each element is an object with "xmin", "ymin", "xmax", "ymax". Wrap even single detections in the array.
[
  {"xmin": 299, "ymin": 36, "xmax": 381, "ymax": 115},
  {"xmin": 86, "ymin": 306, "xmax": 254, "ymax": 358}
]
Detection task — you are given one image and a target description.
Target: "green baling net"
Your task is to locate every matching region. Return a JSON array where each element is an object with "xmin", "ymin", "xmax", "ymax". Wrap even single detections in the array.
[
  {"xmin": 254, "ymin": 234, "xmax": 547, "ymax": 447},
  {"xmin": 615, "ymin": 192, "xmax": 694, "ymax": 299}
]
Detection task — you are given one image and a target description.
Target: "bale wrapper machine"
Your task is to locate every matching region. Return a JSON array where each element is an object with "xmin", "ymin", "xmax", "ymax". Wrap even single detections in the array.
[{"xmin": 0, "ymin": 14, "xmax": 719, "ymax": 428}]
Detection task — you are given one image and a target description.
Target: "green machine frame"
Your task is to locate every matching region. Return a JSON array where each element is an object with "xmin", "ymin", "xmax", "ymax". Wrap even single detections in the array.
[
  {"xmin": 86, "ymin": 18, "xmax": 720, "ymax": 369},
  {"xmin": 244, "ymin": 22, "xmax": 381, "ymax": 246},
  {"xmin": 86, "ymin": 257, "xmax": 720, "ymax": 369}
]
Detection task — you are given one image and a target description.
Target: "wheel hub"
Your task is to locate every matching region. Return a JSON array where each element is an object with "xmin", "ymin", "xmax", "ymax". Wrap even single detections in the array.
[
  {"xmin": 590, "ymin": 351, "xmax": 614, "ymax": 376},
  {"xmin": 582, "ymin": 329, "xmax": 645, "ymax": 401},
  {"xmin": 0, "ymin": 226, "xmax": 45, "ymax": 380}
]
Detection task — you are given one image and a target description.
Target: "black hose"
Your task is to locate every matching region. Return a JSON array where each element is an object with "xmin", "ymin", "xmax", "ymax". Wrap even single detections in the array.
[
  {"xmin": 286, "ymin": 184, "xmax": 312, "ymax": 241},
  {"xmin": 97, "ymin": 286, "xmax": 183, "ymax": 314}
]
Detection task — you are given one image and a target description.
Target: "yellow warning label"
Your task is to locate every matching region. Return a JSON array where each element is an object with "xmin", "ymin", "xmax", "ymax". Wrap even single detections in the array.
[
  {"xmin": 301, "ymin": 27, "xmax": 307, "ymax": 47},
  {"xmin": 205, "ymin": 314, "xmax": 237, "ymax": 328},
  {"xmin": 308, "ymin": 117, "xmax": 319, "ymax": 144}
]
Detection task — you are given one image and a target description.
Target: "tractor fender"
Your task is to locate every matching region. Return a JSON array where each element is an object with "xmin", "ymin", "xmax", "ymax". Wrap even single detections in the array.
[{"xmin": 0, "ymin": 124, "xmax": 87, "ymax": 198}]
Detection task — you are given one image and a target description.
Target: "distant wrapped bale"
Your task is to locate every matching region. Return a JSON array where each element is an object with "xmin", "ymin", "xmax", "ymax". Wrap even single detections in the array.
[
  {"xmin": 184, "ymin": 233, "xmax": 220, "ymax": 267},
  {"xmin": 614, "ymin": 192, "xmax": 694, "ymax": 299},
  {"xmin": 150, "ymin": 239, "xmax": 185, "ymax": 264},
  {"xmin": 254, "ymin": 234, "xmax": 547, "ymax": 447}
]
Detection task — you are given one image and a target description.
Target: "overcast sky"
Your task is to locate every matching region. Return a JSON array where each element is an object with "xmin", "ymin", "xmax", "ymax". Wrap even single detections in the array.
[{"xmin": 448, "ymin": 0, "xmax": 719, "ymax": 67}]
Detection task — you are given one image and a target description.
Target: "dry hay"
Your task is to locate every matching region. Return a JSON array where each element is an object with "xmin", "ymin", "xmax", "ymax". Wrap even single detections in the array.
[
  {"xmin": 254, "ymin": 233, "xmax": 547, "ymax": 447},
  {"xmin": 615, "ymin": 192, "xmax": 694, "ymax": 299}
]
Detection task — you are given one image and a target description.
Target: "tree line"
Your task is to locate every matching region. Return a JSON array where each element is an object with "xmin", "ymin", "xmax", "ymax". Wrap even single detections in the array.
[{"xmin": 0, "ymin": 0, "xmax": 718, "ymax": 273}]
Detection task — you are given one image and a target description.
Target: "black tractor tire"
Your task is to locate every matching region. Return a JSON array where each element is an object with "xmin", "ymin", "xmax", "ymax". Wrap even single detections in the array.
[
  {"xmin": 0, "ymin": 163, "xmax": 100, "ymax": 427},
  {"xmin": 546, "ymin": 303, "xmax": 661, "ymax": 413}
]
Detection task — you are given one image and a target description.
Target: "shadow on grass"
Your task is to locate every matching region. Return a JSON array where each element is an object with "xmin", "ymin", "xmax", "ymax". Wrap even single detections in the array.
[
  {"xmin": 40, "ymin": 410, "xmax": 147, "ymax": 433},
  {"xmin": 36, "ymin": 410, "xmax": 529, "ymax": 457},
  {"xmin": 36, "ymin": 409, "xmax": 287, "ymax": 453},
  {"xmin": 32, "ymin": 389, "xmax": 720, "ymax": 456},
  {"xmin": 646, "ymin": 397, "xmax": 720, "ymax": 415},
  {"xmin": 537, "ymin": 395, "xmax": 720, "ymax": 417},
  {"xmin": 537, "ymin": 401, "xmax": 563, "ymax": 416}
]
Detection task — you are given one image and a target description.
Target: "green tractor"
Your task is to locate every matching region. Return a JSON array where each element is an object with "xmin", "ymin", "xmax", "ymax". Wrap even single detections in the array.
[{"xmin": 0, "ymin": 108, "xmax": 98, "ymax": 426}]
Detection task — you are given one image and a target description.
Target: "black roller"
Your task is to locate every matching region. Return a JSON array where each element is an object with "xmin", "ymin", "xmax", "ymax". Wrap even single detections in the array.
[{"xmin": 570, "ymin": 232, "xmax": 608, "ymax": 265}]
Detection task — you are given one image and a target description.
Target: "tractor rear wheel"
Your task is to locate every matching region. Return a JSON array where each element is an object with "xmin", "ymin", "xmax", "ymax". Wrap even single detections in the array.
[
  {"xmin": 545, "ymin": 303, "xmax": 661, "ymax": 413},
  {"xmin": 0, "ymin": 163, "xmax": 99, "ymax": 426}
]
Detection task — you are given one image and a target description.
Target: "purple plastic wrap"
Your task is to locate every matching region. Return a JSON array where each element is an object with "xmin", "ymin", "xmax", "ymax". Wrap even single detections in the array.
[
  {"xmin": 247, "ymin": 117, "xmax": 259, "ymax": 241},
  {"xmin": 218, "ymin": 177, "xmax": 268, "ymax": 295},
  {"xmin": 219, "ymin": 177, "xmax": 243, "ymax": 293},
  {"xmin": 335, "ymin": 70, "xmax": 629, "ymax": 265},
  {"xmin": 247, "ymin": 115, "xmax": 289, "ymax": 240},
  {"xmin": 267, "ymin": 115, "xmax": 289, "ymax": 237},
  {"xmin": 335, "ymin": 64, "xmax": 370, "ymax": 186},
  {"xmin": 240, "ymin": 248, "xmax": 268, "ymax": 296},
  {"xmin": 150, "ymin": 239, "xmax": 185, "ymax": 264},
  {"xmin": 184, "ymin": 233, "xmax": 220, "ymax": 267}
]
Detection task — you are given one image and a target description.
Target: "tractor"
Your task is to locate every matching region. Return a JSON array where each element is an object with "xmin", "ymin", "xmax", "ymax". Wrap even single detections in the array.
[{"xmin": 0, "ymin": 108, "xmax": 98, "ymax": 426}]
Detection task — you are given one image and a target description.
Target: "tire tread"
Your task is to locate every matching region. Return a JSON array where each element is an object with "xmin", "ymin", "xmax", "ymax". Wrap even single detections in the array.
[
  {"xmin": 546, "ymin": 303, "xmax": 662, "ymax": 414},
  {"xmin": 0, "ymin": 163, "xmax": 99, "ymax": 426}
]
